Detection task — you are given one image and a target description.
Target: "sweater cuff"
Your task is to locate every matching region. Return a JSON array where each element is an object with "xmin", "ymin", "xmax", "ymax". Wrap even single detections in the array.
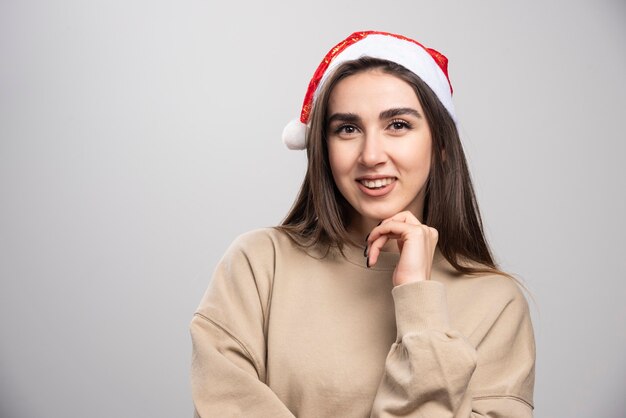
[{"xmin": 392, "ymin": 280, "xmax": 450, "ymax": 338}]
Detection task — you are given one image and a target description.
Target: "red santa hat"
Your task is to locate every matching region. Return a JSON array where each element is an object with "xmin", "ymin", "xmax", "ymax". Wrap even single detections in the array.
[{"xmin": 282, "ymin": 31, "xmax": 456, "ymax": 150}]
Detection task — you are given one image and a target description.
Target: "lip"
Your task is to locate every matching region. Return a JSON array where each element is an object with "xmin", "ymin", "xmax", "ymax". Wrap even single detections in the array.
[{"xmin": 356, "ymin": 178, "xmax": 397, "ymax": 197}]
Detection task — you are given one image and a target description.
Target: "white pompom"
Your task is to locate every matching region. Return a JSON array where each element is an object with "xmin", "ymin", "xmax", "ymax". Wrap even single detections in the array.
[{"xmin": 282, "ymin": 119, "xmax": 307, "ymax": 150}]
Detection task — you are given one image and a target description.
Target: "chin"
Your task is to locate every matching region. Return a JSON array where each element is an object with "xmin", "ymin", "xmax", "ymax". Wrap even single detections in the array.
[
  {"xmin": 357, "ymin": 200, "xmax": 422, "ymax": 222},
  {"xmin": 360, "ymin": 207, "xmax": 402, "ymax": 222}
]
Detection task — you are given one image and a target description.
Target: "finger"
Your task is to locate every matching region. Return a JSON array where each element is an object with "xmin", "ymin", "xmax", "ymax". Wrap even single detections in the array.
[
  {"xmin": 386, "ymin": 210, "xmax": 421, "ymax": 226},
  {"xmin": 367, "ymin": 234, "xmax": 389, "ymax": 268},
  {"xmin": 367, "ymin": 221, "xmax": 415, "ymax": 268},
  {"xmin": 367, "ymin": 220, "xmax": 422, "ymax": 243},
  {"xmin": 429, "ymin": 227, "xmax": 439, "ymax": 244},
  {"xmin": 377, "ymin": 212, "xmax": 420, "ymax": 228},
  {"xmin": 370, "ymin": 212, "xmax": 420, "ymax": 244}
]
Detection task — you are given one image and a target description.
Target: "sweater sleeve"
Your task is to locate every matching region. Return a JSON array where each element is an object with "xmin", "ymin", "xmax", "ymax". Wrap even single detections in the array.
[
  {"xmin": 370, "ymin": 280, "xmax": 535, "ymax": 418},
  {"xmin": 190, "ymin": 232, "xmax": 295, "ymax": 418}
]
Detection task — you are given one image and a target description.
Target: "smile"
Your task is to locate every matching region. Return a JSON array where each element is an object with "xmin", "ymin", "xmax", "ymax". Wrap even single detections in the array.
[
  {"xmin": 357, "ymin": 177, "xmax": 396, "ymax": 189},
  {"xmin": 355, "ymin": 177, "xmax": 397, "ymax": 197}
]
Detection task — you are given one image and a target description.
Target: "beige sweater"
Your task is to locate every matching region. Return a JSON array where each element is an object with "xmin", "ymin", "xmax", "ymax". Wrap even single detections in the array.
[{"xmin": 190, "ymin": 228, "xmax": 535, "ymax": 417}]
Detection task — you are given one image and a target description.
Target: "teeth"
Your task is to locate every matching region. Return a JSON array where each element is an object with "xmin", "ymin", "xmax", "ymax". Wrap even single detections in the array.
[{"xmin": 360, "ymin": 177, "xmax": 395, "ymax": 189}]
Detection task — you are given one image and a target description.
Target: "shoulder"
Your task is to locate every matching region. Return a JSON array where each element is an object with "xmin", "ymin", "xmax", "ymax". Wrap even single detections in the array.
[
  {"xmin": 434, "ymin": 260, "xmax": 533, "ymax": 342},
  {"xmin": 201, "ymin": 229, "xmax": 293, "ymax": 312},
  {"xmin": 463, "ymin": 272, "xmax": 529, "ymax": 310},
  {"xmin": 222, "ymin": 227, "xmax": 308, "ymax": 267},
  {"xmin": 434, "ymin": 257, "xmax": 529, "ymax": 313},
  {"xmin": 226, "ymin": 227, "xmax": 292, "ymax": 255}
]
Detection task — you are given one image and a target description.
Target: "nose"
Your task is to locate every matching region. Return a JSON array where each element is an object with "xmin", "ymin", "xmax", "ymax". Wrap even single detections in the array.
[{"xmin": 359, "ymin": 131, "xmax": 387, "ymax": 167}]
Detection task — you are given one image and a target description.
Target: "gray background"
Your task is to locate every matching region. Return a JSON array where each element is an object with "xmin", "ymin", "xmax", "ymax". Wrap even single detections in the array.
[{"xmin": 1, "ymin": 0, "xmax": 625, "ymax": 417}]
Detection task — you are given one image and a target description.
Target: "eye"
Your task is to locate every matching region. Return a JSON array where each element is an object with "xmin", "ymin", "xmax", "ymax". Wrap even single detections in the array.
[
  {"xmin": 388, "ymin": 119, "xmax": 412, "ymax": 132},
  {"xmin": 333, "ymin": 124, "xmax": 360, "ymax": 136}
]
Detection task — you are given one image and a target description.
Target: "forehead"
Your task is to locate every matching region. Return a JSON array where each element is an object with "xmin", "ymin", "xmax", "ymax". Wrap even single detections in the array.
[{"xmin": 327, "ymin": 70, "xmax": 421, "ymax": 114}]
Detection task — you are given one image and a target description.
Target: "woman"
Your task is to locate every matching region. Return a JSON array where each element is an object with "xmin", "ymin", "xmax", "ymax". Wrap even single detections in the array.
[{"xmin": 190, "ymin": 31, "xmax": 535, "ymax": 417}]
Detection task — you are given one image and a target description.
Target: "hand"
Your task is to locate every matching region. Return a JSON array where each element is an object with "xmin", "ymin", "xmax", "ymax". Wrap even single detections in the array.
[{"xmin": 365, "ymin": 211, "xmax": 439, "ymax": 286}]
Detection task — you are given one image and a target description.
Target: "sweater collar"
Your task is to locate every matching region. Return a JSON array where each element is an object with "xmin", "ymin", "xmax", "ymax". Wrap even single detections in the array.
[{"xmin": 339, "ymin": 243, "xmax": 444, "ymax": 272}]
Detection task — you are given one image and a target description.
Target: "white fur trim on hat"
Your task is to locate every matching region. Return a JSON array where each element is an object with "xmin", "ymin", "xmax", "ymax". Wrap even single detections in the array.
[
  {"xmin": 318, "ymin": 34, "xmax": 456, "ymax": 124},
  {"xmin": 283, "ymin": 31, "xmax": 457, "ymax": 150}
]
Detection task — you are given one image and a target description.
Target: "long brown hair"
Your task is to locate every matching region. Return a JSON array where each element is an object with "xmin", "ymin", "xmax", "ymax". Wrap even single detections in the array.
[{"xmin": 279, "ymin": 57, "xmax": 502, "ymax": 276}]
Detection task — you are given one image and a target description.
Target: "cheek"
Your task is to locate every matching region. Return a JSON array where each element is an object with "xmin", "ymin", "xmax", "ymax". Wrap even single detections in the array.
[
  {"xmin": 327, "ymin": 143, "xmax": 357, "ymax": 202},
  {"xmin": 415, "ymin": 134, "xmax": 433, "ymax": 167},
  {"xmin": 327, "ymin": 143, "xmax": 350, "ymax": 178},
  {"xmin": 401, "ymin": 140, "xmax": 433, "ymax": 179}
]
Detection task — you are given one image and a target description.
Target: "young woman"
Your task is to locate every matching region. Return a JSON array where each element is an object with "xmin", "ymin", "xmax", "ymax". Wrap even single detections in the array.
[{"xmin": 190, "ymin": 31, "xmax": 535, "ymax": 417}]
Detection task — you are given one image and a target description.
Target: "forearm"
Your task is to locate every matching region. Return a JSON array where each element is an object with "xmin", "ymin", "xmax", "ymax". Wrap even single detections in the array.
[
  {"xmin": 371, "ymin": 281, "xmax": 477, "ymax": 416},
  {"xmin": 370, "ymin": 280, "xmax": 534, "ymax": 418},
  {"xmin": 191, "ymin": 314, "xmax": 295, "ymax": 418}
]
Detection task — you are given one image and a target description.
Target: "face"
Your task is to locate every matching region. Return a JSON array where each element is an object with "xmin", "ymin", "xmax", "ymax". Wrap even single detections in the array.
[{"xmin": 326, "ymin": 70, "xmax": 432, "ymax": 231}]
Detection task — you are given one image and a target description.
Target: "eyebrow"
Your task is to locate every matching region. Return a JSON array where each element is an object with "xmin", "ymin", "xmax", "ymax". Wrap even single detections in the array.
[
  {"xmin": 327, "ymin": 107, "xmax": 422, "ymax": 125},
  {"xmin": 327, "ymin": 112, "xmax": 360, "ymax": 125},
  {"xmin": 379, "ymin": 107, "xmax": 422, "ymax": 120}
]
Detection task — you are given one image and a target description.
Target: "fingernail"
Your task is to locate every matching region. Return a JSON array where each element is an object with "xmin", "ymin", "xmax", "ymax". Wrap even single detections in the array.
[
  {"xmin": 377, "ymin": 220, "xmax": 382, "ymax": 226},
  {"xmin": 366, "ymin": 256, "xmax": 371, "ymax": 268},
  {"xmin": 365, "ymin": 232, "xmax": 370, "ymax": 242},
  {"xmin": 364, "ymin": 244, "xmax": 369, "ymax": 258}
]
